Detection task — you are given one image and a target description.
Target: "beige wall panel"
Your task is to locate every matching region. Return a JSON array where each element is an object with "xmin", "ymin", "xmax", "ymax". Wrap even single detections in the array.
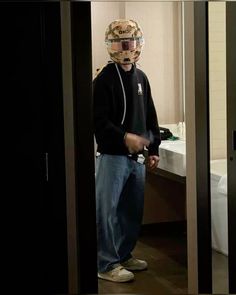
[
  {"xmin": 91, "ymin": 2, "xmax": 122, "ymax": 78},
  {"xmin": 125, "ymin": 2, "xmax": 183, "ymax": 124},
  {"xmin": 209, "ymin": 2, "xmax": 227, "ymax": 160}
]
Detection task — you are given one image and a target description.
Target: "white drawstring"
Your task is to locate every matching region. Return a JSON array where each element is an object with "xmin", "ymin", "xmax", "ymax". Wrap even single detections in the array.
[{"xmin": 115, "ymin": 63, "xmax": 127, "ymax": 125}]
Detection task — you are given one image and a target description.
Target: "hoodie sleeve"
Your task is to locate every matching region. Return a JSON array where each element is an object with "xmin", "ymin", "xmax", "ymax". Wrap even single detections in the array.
[
  {"xmin": 93, "ymin": 74, "xmax": 126, "ymax": 146},
  {"xmin": 145, "ymin": 79, "xmax": 161, "ymax": 156}
]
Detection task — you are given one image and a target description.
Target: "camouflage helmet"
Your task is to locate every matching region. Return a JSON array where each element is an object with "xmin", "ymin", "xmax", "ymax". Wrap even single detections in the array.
[{"xmin": 105, "ymin": 19, "xmax": 144, "ymax": 64}]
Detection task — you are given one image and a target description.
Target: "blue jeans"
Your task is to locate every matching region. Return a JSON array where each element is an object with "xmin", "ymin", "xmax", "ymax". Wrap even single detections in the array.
[{"xmin": 95, "ymin": 154, "xmax": 145, "ymax": 273}]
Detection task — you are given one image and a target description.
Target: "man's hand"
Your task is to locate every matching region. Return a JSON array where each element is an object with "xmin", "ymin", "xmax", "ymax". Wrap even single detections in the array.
[
  {"xmin": 124, "ymin": 132, "xmax": 150, "ymax": 154},
  {"xmin": 147, "ymin": 155, "xmax": 160, "ymax": 170}
]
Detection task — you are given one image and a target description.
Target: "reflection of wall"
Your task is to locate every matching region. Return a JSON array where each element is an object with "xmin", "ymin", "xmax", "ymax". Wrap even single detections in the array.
[
  {"xmin": 91, "ymin": 2, "xmax": 183, "ymax": 124},
  {"xmin": 209, "ymin": 2, "xmax": 227, "ymax": 160}
]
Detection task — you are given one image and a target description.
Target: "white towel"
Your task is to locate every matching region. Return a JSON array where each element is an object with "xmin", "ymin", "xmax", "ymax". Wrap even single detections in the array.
[{"xmin": 217, "ymin": 174, "xmax": 227, "ymax": 195}]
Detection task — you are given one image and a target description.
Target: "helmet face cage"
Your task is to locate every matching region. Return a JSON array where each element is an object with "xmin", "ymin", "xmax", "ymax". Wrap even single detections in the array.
[{"xmin": 105, "ymin": 19, "xmax": 144, "ymax": 64}]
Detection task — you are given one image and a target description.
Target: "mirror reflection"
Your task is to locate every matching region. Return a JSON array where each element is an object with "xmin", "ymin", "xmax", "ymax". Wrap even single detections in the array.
[{"xmin": 92, "ymin": 2, "xmax": 187, "ymax": 294}]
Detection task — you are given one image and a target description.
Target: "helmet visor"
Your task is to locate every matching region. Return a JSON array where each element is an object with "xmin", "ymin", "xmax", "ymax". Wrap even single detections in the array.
[{"xmin": 106, "ymin": 37, "xmax": 144, "ymax": 52}]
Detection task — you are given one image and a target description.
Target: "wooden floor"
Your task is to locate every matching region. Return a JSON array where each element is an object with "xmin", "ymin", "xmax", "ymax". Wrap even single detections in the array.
[
  {"xmin": 98, "ymin": 222, "xmax": 229, "ymax": 294},
  {"xmin": 212, "ymin": 250, "xmax": 228, "ymax": 294},
  {"xmin": 98, "ymin": 223, "xmax": 188, "ymax": 294}
]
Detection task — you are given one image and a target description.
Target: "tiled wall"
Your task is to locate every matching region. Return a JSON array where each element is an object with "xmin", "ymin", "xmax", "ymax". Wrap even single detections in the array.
[{"xmin": 209, "ymin": 2, "xmax": 227, "ymax": 160}]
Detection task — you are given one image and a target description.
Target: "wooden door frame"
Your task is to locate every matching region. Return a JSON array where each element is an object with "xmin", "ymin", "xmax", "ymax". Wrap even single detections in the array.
[
  {"xmin": 194, "ymin": 2, "xmax": 212, "ymax": 293},
  {"xmin": 60, "ymin": 2, "xmax": 98, "ymax": 294},
  {"xmin": 185, "ymin": 1, "xmax": 212, "ymax": 293},
  {"xmin": 226, "ymin": 2, "xmax": 236, "ymax": 293}
]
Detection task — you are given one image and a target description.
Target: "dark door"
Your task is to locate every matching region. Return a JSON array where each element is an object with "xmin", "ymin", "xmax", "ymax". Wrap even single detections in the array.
[
  {"xmin": 194, "ymin": 2, "xmax": 212, "ymax": 293},
  {"xmin": 1, "ymin": 3, "xmax": 68, "ymax": 293}
]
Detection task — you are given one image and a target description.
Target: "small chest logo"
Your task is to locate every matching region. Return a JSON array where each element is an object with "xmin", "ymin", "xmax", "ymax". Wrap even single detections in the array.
[{"xmin": 137, "ymin": 83, "xmax": 143, "ymax": 95}]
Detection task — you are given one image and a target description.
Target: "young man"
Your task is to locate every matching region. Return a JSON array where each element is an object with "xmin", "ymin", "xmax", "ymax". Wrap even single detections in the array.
[{"xmin": 93, "ymin": 19, "xmax": 161, "ymax": 282}]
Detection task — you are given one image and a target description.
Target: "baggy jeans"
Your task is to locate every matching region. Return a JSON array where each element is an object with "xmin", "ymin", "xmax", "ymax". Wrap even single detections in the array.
[{"xmin": 95, "ymin": 154, "xmax": 145, "ymax": 273}]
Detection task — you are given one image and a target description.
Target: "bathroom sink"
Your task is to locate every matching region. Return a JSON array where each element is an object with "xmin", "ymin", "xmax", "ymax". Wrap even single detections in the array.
[
  {"xmin": 158, "ymin": 140, "xmax": 186, "ymax": 177},
  {"xmin": 160, "ymin": 139, "xmax": 185, "ymax": 152}
]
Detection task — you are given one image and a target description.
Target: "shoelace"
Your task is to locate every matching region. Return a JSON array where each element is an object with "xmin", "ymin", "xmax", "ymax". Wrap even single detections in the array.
[{"xmin": 111, "ymin": 265, "xmax": 125, "ymax": 275}]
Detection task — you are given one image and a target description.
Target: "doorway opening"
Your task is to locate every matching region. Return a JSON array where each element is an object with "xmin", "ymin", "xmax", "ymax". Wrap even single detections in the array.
[{"xmin": 91, "ymin": 2, "xmax": 187, "ymax": 294}]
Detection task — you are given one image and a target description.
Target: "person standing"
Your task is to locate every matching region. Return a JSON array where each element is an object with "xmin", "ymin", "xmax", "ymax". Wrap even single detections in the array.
[{"xmin": 93, "ymin": 19, "xmax": 161, "ymax": 282}]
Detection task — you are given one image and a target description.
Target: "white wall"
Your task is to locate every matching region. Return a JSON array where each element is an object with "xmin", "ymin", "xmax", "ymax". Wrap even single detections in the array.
[
  {"xmin": 91, "ymin": 2, "xmax": 121, "ymax": 77},
  {"xmin": 91, "ymin": 1, "xmax": 183, "ymax": 125},
  {"xmin": 125, "ymin": 2, "xmax": 183, "ymax": 124},
  {"xmin": 209, "ymin": 2, "xmax": 227, "ymax": 160}
]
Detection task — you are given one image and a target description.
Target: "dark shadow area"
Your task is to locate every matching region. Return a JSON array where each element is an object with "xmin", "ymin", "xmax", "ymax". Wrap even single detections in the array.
[{"xmin": 140, "ymin": 222, "xmax": 187, "ymax": 267}]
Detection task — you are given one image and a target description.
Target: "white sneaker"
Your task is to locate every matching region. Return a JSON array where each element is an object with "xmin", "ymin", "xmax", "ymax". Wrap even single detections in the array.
[
  {"xmin": 121, "ymin": 257, "xmax": 148, "ymax": 271},
  {"xmin": 98, "ymin": 265, "xmax": 134, "ymax": 282}
]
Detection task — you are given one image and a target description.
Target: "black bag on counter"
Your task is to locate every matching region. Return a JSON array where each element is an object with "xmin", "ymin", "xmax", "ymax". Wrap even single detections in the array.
[{"xmin": 159, "ymin": 127, "xmax": 173, "ymax": 140}]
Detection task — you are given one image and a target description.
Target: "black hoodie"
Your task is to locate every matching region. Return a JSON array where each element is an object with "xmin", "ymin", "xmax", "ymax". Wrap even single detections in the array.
[{"xmin": 93, "ymin": 62, "xmax": 161, "ymax": 156}]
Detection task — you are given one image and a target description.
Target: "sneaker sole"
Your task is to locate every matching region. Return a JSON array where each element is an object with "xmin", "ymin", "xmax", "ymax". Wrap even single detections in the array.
[{"xmin": 98, "ymin": 273, "xmax": 134, "ymax": 282}]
